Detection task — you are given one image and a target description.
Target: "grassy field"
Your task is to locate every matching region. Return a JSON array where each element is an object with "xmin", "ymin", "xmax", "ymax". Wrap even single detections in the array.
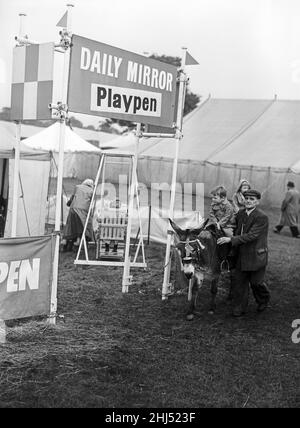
[{"xmin": 0, "ymin": 201, "xmax": 300, "ymax": 408}]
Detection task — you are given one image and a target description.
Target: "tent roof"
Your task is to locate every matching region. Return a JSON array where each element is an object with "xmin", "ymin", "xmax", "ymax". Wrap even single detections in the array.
[
  {"xmin": 142, "ymin": 98, "xmax": 274, "ymax": 160},
  {"xmin": 208, "ymin": 100, "xmax": 300, "ymax": 170},
  {"xmin": 22, "ymin": 122, "xmax": 102, "ymax": 153},
  {"xmin": 0, "ymin": 121, "xmax": 50, "ymax": 160},
  {"xmin": 104, "ymin": 98, "xmax": 300, "ymax": 172}
]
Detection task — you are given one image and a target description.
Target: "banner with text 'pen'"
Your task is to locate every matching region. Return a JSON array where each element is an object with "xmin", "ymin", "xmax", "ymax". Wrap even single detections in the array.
[
  {"xmin": 68, "ymin": 35, "xmax": 178, "ymax": 127},
  {"xmin": 0, "ymin": 235, "xmax": 54, "ymax": 321}
]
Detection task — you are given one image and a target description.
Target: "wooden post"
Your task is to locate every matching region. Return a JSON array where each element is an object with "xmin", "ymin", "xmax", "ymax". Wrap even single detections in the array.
[{"xmin": 162, "ymin": 48, "xmax": 188, "ymax": 300}]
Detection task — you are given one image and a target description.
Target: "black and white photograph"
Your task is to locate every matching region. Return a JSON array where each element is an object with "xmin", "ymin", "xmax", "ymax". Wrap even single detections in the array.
[{"xmin": 0, "ymin": 0, "xmax": 300, "ymax": 411}]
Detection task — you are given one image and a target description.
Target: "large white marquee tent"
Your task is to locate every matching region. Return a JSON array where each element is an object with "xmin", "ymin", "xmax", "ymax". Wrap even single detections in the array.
[{"xmin": 102, "ymin": 97, "xmax": 300, "ymax": 208}]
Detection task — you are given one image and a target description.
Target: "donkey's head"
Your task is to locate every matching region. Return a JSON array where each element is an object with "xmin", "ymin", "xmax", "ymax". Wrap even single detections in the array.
[
  {"xmin": 169, "ymin": 219, "xmax": 208, "ymax": 279},
  {"xmin": 170, "ymin": 219, "xmax": 220, "ymax": 280}
]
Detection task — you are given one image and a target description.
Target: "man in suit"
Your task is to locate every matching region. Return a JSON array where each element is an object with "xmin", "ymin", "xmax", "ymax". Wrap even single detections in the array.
[{"xmin": 217, "ymin": 189, "xmax": 270, "ymax": 317}]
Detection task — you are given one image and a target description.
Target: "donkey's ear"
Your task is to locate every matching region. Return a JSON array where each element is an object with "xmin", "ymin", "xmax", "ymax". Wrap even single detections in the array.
[
  {"xmin": 169, "ymin": 219, "xmax": 184, "ymax": 236},
  {"xmin": 190, "ymin": 227, "xmax": 202, "ymax": 236},
  {"xmin": 202, "ymin": 218, "xmax": 209, "ymax": 229},
  {"xmin": 206, "ymin": 222, "xmax": 217, "ymax": 233}
]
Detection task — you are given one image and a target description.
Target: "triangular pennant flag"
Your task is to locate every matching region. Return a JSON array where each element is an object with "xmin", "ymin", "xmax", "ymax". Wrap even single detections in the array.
[
  {"xmin": 56, "ymin": 11, "xmax": 68, "ymax": 27},
  {"xmin": 186, "ymin": 51, "xmax": 199, "ymax": 66}
]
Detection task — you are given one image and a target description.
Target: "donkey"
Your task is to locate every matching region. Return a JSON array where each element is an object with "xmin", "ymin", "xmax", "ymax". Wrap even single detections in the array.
[{"xmin": 170, "ymin": 218, "xmax": 232, "ymax": 320}]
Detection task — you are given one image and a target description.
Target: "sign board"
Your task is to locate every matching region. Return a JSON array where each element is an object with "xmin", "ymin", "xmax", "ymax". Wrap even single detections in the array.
[
  {"xmin": 0, "ymin": 235, "xmax": 54, "ymax": 321},
  {"xmin": 68, "ymin": 35, "xmax": 178, "ymax": 127},
  {"xmin": 145, "ymin": 81, "xmax": 181, "ymax": 134},
  {"xmin": 10, "ymin": 43, "xmax": 54, "ymax": 121}
]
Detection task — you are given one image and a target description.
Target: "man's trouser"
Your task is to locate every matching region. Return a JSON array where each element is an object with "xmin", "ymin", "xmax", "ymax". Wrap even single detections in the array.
[{"xmin": 232, "ymin": 267, "xmax": 270, "ymax": 313}]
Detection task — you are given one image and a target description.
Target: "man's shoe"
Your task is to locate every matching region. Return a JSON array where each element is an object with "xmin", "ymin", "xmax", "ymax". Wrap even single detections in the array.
[{"xmin": 257, "ymin": 302, "xmax": 269, "ymax": 313}]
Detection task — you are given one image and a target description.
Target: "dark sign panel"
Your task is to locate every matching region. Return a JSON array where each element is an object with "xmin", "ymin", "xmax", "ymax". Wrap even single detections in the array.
[{"xmin": 68, "ymin": 35, "xmax": 178, "ymax": 127}]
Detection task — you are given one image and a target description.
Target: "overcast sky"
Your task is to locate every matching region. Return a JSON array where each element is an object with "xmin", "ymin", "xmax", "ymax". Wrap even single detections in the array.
[{"xmin": 1, "ymin": 0, "xmax": 300, "ymax": 124}]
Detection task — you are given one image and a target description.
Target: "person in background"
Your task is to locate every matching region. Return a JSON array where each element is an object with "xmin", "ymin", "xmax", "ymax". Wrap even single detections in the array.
[
  {"xmin": 61, "ymin": 179, "xmax": 94, "ymax": 251},
  {"xmin": 209, "ymin": 185, "xmax": 236, "ymax": 236},
  {"xmin": 273, "ymin": 181, "xmax": 300, "ymax": 238},
  {"xmin": 217, "ymin": 189, "xmax": 270, "ymax": 317},
  {"xmin": 232, "ymin": 179, "xmax": 251, "ymax": 213}
]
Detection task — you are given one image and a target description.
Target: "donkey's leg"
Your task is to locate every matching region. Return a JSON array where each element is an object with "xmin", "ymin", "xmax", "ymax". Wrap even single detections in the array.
[
  {"xmin": 209, "ymin": 275, "xmax": 219, "ymax": 314},
  {"xmin": 186, "ymin": 278, "xmax": 198, "ymax": 321}
]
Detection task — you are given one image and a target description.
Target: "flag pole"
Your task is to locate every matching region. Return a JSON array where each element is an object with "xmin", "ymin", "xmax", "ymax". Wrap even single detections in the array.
[
  {"xmin": 162, "ymin": 47, "xmax": 187, "ymax": 300},
  {"xmin": 11, "ymin": 13, "xmax": 26, "ymax": 238},
  {"xmin": 49, "ymin": 3, "xmax": 74, "ymax": 325},
  {"xmin": 2, "ymin": 12, "xmax": 26, "ymax": 345}
]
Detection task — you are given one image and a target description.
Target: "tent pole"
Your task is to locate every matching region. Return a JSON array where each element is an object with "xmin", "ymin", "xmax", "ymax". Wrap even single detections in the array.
[
  {"xmin": 162, "ymin": 47, "xmax": 187, "ymax": 300},
  {"xmin": 11, "ymin": 14, "xmax": 27, "ymax": 238},
  {"xmin": 11, "ymin": 122, "xmax": 21, "ymax": 238},
  {"xmin": 50, "ymin": 3, "xmax": 73, "ymax": 325},
  {"xmin": 1, "ymin": 12, "xmax": 27, "ymax": 344},
  {"xmin": 122, "ymin": 123, "xmax": 141, "ymax": 292}
]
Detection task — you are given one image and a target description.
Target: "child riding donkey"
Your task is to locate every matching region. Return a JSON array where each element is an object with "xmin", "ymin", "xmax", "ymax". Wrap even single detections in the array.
[
  {"xmin": 169, "ymin": 185, "xmax": 236, "ymax": 320},
  {"xmin": 209, "ymin": 185, "xmax": 236, "ymax": 239}
]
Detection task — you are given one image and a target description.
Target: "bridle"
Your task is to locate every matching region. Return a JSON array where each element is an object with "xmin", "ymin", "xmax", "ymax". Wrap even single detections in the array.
[
  {"xmin": 176, "ymin": 236, "xmax": 207, "ymax": 271},
  {"xmin": 176, "ymin": 227, "xmax": 219, "ymax": 273}
]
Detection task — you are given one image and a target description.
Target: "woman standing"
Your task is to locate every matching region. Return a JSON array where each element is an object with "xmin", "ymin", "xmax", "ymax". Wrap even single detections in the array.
[
  {"xmin": 62, "ymin": 179, "xmax": 94, "ymax": 251},
  {"xmin": 232, "ymin": 179, "xmax": 251, "ymax": 213}
]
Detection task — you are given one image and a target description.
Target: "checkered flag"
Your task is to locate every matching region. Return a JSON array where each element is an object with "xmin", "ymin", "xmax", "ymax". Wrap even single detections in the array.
[{"xmin": 11, "ymin": 42, "xmax": 54, "ymax": 121}]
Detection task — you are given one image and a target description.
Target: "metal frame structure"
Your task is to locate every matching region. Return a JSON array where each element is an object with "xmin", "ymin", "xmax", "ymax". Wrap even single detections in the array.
[{"xmin": 74, "ymin": 147, "xmax": 147, "ymax": 293}]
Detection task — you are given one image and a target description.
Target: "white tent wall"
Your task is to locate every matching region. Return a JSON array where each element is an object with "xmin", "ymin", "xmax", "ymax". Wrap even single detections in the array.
[
  {"xmin": 201, "ymin": 162, "xmax": 300, "ymax": 208},
  {"xmin": 101, "ymin": 155, "xmax": 204, "ymax": 220},
  {"xmin": 138, "ymin": 158, "xmax": 300, "ymax": 209},
  {"xmin": 45, "ymin": 194, "xmax": 69, "ymax": 227},
  {"xmin": 129, "ymin": 206, "xmax": 202, "ymax": 244},
  {"xmin": 102, "ymin": 155, "xmax": 300, "ymax": 210},
  {"xmin": 5, "ymin": 157, "xmax": 50, "ymax": 237}
]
